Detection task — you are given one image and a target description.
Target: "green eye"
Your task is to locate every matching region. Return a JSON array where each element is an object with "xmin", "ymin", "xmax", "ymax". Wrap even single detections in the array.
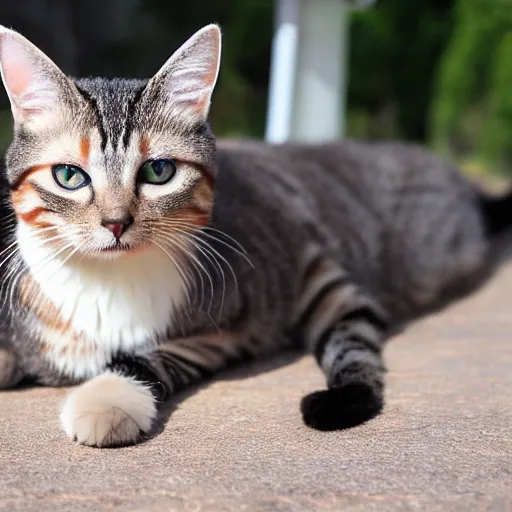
[
  {"xmin": 52, "ymin": 165, "xmax": 91, "ymax": 190},
  {"xmin": 138, "ymin": 159, "xmax": 177, "ymax": 185}
]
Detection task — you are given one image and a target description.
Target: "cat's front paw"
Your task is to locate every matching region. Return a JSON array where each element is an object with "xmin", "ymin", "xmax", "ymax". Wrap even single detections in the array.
[{"xmin": 60, "ymin": 372, "xmax": 157, "ymax": 447}]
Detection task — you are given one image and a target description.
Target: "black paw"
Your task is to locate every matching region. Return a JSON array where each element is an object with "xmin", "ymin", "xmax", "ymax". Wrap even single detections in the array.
[{"xmin": 300, "ymin": 383, "xmax": 383, "ymax": 431}]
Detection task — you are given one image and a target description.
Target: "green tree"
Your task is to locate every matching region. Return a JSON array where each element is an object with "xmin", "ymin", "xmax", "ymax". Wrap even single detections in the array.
[
  {"xmin": 430, "ymin": 0, "xmax": 512, "ymax": 172},
  {"xmin": 348, "ymin": 0, "xmax": 454, "ymax": 141}
]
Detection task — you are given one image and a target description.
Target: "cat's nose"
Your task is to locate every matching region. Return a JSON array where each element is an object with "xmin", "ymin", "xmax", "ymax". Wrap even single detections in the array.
[{"xmin": 101, "ymin": 216, "xmax": 133, "ymax": 240}]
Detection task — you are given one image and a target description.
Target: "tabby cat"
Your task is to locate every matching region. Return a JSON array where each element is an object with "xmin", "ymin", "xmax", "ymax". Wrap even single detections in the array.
[{"xmin": 0, "ymin": 24, "xmax": 510, "ymax": 447}]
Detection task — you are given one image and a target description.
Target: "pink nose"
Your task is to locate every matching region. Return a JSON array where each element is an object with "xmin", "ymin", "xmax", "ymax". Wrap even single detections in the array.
[
  {"xmin": 102, "ymin": 217, "xmax": 133, "ymax": 240},
  {"xmin": 104, "ymin": 223, "xmax": 126, "ymax": 239}
]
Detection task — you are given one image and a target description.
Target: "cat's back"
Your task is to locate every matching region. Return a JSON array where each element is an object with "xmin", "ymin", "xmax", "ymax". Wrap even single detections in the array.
[
  {"xmin": 216, "ymin": 138, "xmax": 474, "ymax": 202},
  {"xmin": 216, "ymin": 138, "xmax": 480, "ymax": 233},
  {"xmin": 216, "ymin": 139, "xmax": 488, "ymax": 320}
]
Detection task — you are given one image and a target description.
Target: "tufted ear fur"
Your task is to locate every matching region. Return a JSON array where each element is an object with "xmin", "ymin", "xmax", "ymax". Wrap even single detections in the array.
[
  {"xmin": 146, "ymin": 24, "xmax": 221, "ymax": 124},
  {"xmin": 0, "ymin": 25, "xmax": 77, "ymax": 127}
]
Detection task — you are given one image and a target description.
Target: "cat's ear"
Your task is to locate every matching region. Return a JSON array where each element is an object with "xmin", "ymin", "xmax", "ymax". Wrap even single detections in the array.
[
  {"xmin": 148, "ymin": 24, "xmax": 221, "ymax": 123},
  {"xmin": 0, "ymin": 26, "xmax": 74, "ymax": 126}
]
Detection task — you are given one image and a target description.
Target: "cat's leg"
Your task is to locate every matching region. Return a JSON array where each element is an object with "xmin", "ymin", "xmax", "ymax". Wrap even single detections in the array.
[
  {"xmin": 0, "ymin": 347, "xmax": 24, "ymax": 389},
  {"xmin": 0, "ymin": 331, "xmax": 25, "ymax": 389},
  {"xmin": 60, "ymin": 330, "xmax": 254, "ymax": 447},
  {"xmin": 296, "ymin": 255, "xmax": 390, "ymax": 430}
]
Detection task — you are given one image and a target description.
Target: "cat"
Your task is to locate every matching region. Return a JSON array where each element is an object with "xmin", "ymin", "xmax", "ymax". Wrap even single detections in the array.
[{"xmin": 0, "ymin": 24, "xmax": 511, "ymax": 448}]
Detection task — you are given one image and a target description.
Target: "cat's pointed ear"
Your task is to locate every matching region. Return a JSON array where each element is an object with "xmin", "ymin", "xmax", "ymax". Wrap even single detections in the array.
[
  {"xmin": 148, "ymin": 24, "xmax": 221, "ymax": 123},
  {"xmin": 0, "ymin": 26, "xmax": 74, "ymax": 126}
]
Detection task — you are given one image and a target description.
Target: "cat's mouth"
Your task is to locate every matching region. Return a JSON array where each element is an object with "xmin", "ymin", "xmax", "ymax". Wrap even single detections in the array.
[
  {"xmin": 101, "ymin": 243, "xmax": 131, "ymax": 252},
  {"xmin": 96, "ymin": 241, "xmax": 150, "ymax": 259}
]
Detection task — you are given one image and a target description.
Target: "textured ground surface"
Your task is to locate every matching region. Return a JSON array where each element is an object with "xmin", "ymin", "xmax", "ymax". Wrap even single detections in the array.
[{"xmin": 1, "ymin": 266, "xmax": 512, "ymax": 512}]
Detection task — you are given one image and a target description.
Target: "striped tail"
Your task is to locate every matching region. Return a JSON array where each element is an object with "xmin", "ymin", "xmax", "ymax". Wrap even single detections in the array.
[
  {"xmin": 295, "ymin": 253, "xmax": 390, "ymax": 430},
  {"xmin": 479, "ymin": 188, "xmax": 512, "ymax": 237}
]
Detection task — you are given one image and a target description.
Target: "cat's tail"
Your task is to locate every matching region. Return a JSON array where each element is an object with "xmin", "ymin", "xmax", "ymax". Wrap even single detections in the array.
[{"xmin": 479, "ymin": 187, "xmax": 512, "ymax": 237}]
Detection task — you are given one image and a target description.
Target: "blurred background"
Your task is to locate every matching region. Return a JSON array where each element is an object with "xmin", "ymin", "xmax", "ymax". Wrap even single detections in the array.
[{"xmin": 0, "ymin": 0, "xmax": 511, "ymax": 178}]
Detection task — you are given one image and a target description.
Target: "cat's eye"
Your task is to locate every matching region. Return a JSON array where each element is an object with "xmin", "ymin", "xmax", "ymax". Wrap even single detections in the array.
[
  {"xmin": 138, "ymin": 159, "xmax": 177, "ymax": 185},
  {"xmin": 52, "ymin": 164, "xmax": 91, "ymax": 191}
]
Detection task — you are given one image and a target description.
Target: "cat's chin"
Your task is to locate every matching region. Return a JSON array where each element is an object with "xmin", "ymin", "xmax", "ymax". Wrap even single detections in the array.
[{"xmin": 92, "ymin": 244, "xmax": 151, "ymax": 261}]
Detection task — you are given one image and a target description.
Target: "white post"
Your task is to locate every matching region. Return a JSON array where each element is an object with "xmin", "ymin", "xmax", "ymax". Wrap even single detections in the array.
[
  {"xmin": 265, "ymin": 0, "xmax": 375, "ymax": 144},
  {"xmin": 265, "ymin": 0, "xmax": 300, "ymax": 144},
  {"xmin": 291, "ymin": 0, "xmax": 349, "ymax": 142}
]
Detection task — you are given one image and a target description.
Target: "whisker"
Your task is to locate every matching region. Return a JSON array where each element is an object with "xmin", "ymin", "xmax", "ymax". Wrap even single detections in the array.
[
  {"xmin": 0, "ymin": 239, "xmax": 19, "ymax": 260},
  {"xmin": 22, "ymin": 241, "xmax": 80, "ymax": 315},
  {"xmin": 154, "ymin": 219, "xmax": 254, "ymax": 268},
  {"xmin": 6, "ymin": 265, "xmax": 26, "ymax": 315},
  {"xmin": 153, "ymin": 229, "xmax": 208, "ymax": 313},
  {"xmin": 28, "ymin": 225, "xmax": 61, "ymax": 234},
  {"xmin": 162, "ymin": 227, "xmax": 230, "ymax": 315},
  {"xmin": 186, "ymin": 236, "xmax": 226, "ymax": 316},
  {"xmin": 156, "ymin": 218, "xmax": 250, "ymax": 255},
  {"xmin": 150, "ymin": 222, "xmax": 245, "ymax": 307},
  {"xmin": 0, "ymin": 253, "xmax": 22, "ymax": 311},
  {"xmin": 151, "ymin": 238, "xmax": 193, "ymax": 308},
  {"xmin": 202, "ymin": 226, "xmax": 250, "ymax": 254},
  {"xmin": 44, "ymin": 242, "xmax": 85, "ymax": 277},
  {"xmin": 0, "ymin": 233, "xmax": 73, "ymax": 276},
  {"xmin": 145, "ymin": 218, "xmax": 249, "ymax": 255},
  {"xmin": 0, "ymin": 224, "xmax": 82, "ymax": 314},
  {"xmin": 0, "ymin": 218, "xmax": 17, "ymax": 235},
  {"xmin": 153, "ymin": 229, "xmax": 215, "ymax": 316}
]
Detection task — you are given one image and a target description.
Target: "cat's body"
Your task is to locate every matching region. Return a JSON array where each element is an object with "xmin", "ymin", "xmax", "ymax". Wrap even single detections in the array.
[
  {"xmin": 215, "ymin": 139, "xmax": 495, "ymax": 323},
  {"xmin": 0, "ymin": 25, "xmax": 510, "ymax": 446}
]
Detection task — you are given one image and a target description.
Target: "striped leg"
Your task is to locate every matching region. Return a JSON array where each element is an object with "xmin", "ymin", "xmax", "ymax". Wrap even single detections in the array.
[
  {"xmin": 296, "ymin": 255, "xmax": 390, "ymax": 430},
  {"xmin": 60, "ymin": 330, "xmax": 256, "ymax": 447},
  {"xmin": 109, "ymin": 329, "xmax": 253, "ymax": 401}
]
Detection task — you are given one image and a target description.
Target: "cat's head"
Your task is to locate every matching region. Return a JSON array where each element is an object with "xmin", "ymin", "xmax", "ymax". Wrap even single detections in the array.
[{"xmin": 0, "ymin": 24, "xmax": 220, "ymax": 262}]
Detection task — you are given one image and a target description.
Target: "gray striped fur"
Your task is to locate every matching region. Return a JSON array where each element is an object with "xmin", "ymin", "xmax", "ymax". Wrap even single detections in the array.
[{"xmin": 1, "ymin": 25, "xmax": 511, "ymax": 445}]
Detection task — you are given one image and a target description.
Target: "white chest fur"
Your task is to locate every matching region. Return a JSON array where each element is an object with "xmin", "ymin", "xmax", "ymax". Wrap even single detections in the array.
[{"xmin": 17, "ymin": 224, "xmax": 187, "ymax": 379}]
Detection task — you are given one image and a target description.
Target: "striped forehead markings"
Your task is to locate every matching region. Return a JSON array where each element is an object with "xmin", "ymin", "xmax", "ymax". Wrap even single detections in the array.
[
  {"xmin": 74, "ymin": 81, "xmax": 147, "ymax": 153},
  {"xmin": 75, "ymin": 84, "xmax": 108, "ymax": 152},
  {"xmin": 122, "ymin": 85, "xmax": 146, "ymax": 149}
]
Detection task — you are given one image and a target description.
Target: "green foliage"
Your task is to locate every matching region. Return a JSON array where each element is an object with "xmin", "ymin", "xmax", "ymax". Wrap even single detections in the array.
[
  {"xmin": 430, "ymin": 0, "xmax": 512, "ymax": 172},
  {"xmin": 347, "ymin": 0, "xmax": 454, "ymax": 141},
  {"xmin": 480, "ymin": 31, "xmax": 512, "ymax": 171}
]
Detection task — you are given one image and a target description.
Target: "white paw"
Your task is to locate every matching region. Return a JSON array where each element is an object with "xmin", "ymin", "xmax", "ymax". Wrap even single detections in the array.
[{"xmin": 60, "ymin": 372, "xmax": 157, "ymax": 447}]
